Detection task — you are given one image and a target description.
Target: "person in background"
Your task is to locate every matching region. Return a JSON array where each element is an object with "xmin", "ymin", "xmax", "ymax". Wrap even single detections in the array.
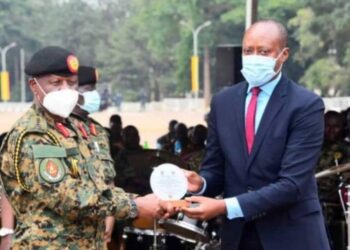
[
  {"xmin": 157, "ymin": 120, "xmax": 177, "ymax": 150},
  {"xmin": 0, "ymin": 132, "xmax": 14, "ymax": 250},
  {"xmin": 182, "ymin": 124, "xmax": 208, "ymax": 173},
  {"xmin": 100, "ymin": 89, "xmax": 110, "ymax": 111},
  {"xmin": 343, "ymin": 107, "xmax": 350, "ymax": 143},
  {"xmin": 70, "ymin": 65, "xmax": 116, "ymax": 248},
  {"xmin": 113, "ymin": 92, "xmax": 123, "ymax": 112},
  {"xmin": 316, "ymin": 111, "xmax": 350, "ymax": 204},
  {"xmin": 109, "ymin": 114, "xmax": 124, "ymax": 160},
  {"xmin": 315, "ymin": 111, "xmax": 350, "ymax": 249},
  {"xmin": 114, "ymin": 125, "xmax": 147, "ymax": 194},
  {"xmin": 173, "ymin": 123, "xmax": 191, "ymax": 156},
  {"xmin": 139, "ymin": 89, "xmax": 147, "ymax": 112},
  {"xmin": 187, "ymin": 126, "xmax": 195, "ymax": 142},
  {"xmin": 0, "ymin": 194, "xmax": 14, "ymax": 250}
]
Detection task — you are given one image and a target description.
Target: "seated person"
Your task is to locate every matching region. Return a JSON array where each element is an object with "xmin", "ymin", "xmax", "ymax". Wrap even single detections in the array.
[
  {"xmin": 316, "ymin": 111, "xmax": 350, "ymax": 223},
  {"xmin": 157, "ymin": 120, "xmax": 177, "ymax": 150},
  {"xmin": 182, "ymin": 124, "xmax": 208, "ymax": 173},
  {"xmin": 109, "ymin": 114, "xmax": 124, "ymax": 160},
  {"xmin": 114, "ymin": 126, "xmax": 150, "ymax": 195}
]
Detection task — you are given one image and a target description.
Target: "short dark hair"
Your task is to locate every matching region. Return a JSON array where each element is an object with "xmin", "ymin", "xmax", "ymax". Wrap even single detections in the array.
[
  {"xmin": 110, "ymin": 114, "xmax": 122, "ymax": 125},
  {"xmin": 250, "ymin": 19, "xmax": 288, "ymax": 48},
  {"xmin": 324, "ymin": 110, "xmax": 346, "ymax": 126}
]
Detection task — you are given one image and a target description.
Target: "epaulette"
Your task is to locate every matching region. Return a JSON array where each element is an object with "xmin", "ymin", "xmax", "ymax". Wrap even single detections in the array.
[
  {"xmin": 88, "ymin": 116, "xmax": 103, "ymax": 128},
  {"xmin": 11, "ymin": 107, "xmax": 48, "ymax": 134},
  {"xmin": 25, "ymin": 113, "xmax": 48, "ymax": 133},
  {"xmin": 88, "ymin": 117, "xmax": 108, "ymax": 135}
]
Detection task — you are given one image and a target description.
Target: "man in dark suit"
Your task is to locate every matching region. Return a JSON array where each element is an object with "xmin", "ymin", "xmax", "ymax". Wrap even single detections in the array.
[{"xmin": 182, "ymin": 20, "xmax": 330, "ymax": 250}]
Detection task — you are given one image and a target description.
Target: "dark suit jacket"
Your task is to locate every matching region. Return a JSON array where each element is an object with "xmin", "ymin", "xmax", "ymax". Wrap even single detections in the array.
[{"xmin": 201, "ymin": 75, "xmax": 330, "ymax": 250}]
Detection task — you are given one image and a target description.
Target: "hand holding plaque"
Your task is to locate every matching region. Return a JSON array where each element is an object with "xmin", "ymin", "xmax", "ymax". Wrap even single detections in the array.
[{"xmin": 150, "ymin": 163, "xmax": 190, "ymax": 209}]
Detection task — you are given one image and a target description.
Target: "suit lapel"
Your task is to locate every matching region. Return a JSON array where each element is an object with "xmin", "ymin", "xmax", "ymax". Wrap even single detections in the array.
[
  {"xmin": 247, "ymin": 76, "xmax": 288, "ymax": 168},
  {"xmin": 232, "ymin": 84, "xmax": 249, "ymax": 159}
]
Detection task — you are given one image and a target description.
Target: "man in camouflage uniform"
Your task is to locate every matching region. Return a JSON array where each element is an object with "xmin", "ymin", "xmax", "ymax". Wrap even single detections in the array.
[
  {"xmin": 182, "ymin": 124, "xmax": 207, "ymax": 173},
  {"xmin": 70, "ymin": 65, "xmax": 117, "ymax": 248},
  {"xmin": 316, "ymin": 111, "xmax": 350, "ymax": 223},
  {"xmin": 0, "ymin": 46, "xmax": 173, "ymax": 249}
]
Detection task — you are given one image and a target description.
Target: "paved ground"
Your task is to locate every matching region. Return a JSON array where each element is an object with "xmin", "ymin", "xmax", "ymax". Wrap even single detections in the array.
[{"xmin": 0, "ymin": 107, "xmax": 207, "ymax": 148}]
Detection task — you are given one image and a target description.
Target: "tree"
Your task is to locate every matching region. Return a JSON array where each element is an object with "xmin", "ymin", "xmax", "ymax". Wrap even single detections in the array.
[{"xmin": 289, "ymin": 0, "xmax": 350, "ymax": 96}]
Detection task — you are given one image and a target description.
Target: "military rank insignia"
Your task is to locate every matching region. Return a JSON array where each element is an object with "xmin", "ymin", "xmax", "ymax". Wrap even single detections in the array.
[
  {"xmin": 66, "ymin": 55, "xmax": 79, "ymax": 73},
  {"xmin": 39, "ymin": 159, "xmax": 65, "ymax": 183}
]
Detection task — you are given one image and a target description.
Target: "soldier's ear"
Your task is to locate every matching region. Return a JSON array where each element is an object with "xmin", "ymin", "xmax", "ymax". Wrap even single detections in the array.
[{"xmin": 29, "ymin": 78, "xmax": 39, "ymax": 97}]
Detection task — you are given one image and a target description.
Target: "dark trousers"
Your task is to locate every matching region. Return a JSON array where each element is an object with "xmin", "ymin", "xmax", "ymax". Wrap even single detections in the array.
[{"xmin": 238, "ymin": 222, "xmax": 264, "ymax": 250}]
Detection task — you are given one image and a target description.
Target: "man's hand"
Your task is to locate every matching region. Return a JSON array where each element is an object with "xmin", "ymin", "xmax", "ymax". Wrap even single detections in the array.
[
  {"xmin": 103, "ymin": 216, "xmax": 115, "ymax": 243},
  {"xmin": 134, "ymin": 194, "xmax": 177, "ymax": 219},
  {"xmin": 181, "ymin": 196, "xmax": 226, "ymax": 221},
  {"xmin": 183, "ymin": 170, "xmax": 204, "ymax": 193}
]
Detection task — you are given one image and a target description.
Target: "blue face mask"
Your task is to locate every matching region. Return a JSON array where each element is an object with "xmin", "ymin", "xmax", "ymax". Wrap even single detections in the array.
[
  {"xmin": 80, "ymin": 90, "xmax": 101, "ymax": 114},
  {"xmin": 241, "ymin": 50, "xmax": 285, "ymax": 87}
]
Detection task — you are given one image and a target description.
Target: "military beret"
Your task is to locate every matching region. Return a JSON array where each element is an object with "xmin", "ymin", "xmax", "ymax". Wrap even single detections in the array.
[
  {"xmin": 78, "ymin": 66, "xmax": 99, "ymax": 86},
  {"xmin": 25, "ymin": 46, "xmax": 79, "ymax": 77}
]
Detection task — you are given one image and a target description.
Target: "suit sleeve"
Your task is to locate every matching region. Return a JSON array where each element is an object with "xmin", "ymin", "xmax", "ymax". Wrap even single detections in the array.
[
  {"xmin": 199, "ymin": 95, "xmax": 226, "ymax": 197},
  {"xmin": 236, "ymin": 96, "xmax": 324, "ymax": 219}
]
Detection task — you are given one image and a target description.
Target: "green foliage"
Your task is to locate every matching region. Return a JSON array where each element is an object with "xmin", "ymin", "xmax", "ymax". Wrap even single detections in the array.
[
  {"xmin": 301, "ymin": 58, "xmax": 349, "ymax": 97},
  {"xmin": 1, "ymin": 0, "xmax": 349, "ymax": 101},
  {"xmin": 289, "ymin": 0, "xmax": 350, "ymax": 95},
  {"xmin": 289, "ymin": 8, "xmax": 323, "ymax": 65}
]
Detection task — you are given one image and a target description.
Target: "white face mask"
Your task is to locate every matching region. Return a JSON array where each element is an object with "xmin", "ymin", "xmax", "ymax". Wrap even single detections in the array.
[
  {"xmin": 241, "ymin": 49, "xmax": 285, "ymax": 87},
  {"xmin": 79, "ymin": 90, "xmax": 101, "ymax": 114},
  {"xmin": 34, "ymin": 78, "xmax": 79, "ymax": 118}
]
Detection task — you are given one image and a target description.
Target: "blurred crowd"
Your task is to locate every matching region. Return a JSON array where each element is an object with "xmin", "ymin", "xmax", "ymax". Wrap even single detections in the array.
[{"xmin": 108, "ymin": 115, "xmax": 208, "ymax": 191}]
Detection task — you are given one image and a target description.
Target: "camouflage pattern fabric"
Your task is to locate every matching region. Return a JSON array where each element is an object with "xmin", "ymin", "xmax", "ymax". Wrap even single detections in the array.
[
  {"xmin": 316, "ymin": 141, "xmax": 350, "ymax": 202},
  {"xmin": 69, "ymin": 114, "xmax": 117, "ymax": 250},
  {"xmin": 0, "ymin": 105, "xmax": 133, "ymax": 249},
  {"xmin": 182, "ymin": 149, "xmax": 206, "ymax": 173},
  {"xmin": 315, "ymin": 140, "xmax": 350, "ymax": 222},
  {"xmin": 70, "ymin": 114, "xmax": 116, "ymax": 189}
]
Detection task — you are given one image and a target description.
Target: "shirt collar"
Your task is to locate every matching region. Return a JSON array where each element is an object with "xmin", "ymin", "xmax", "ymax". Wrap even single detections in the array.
[{"xmin": 247, "ymin": 72, "xmax": 282, "ymax": 96}]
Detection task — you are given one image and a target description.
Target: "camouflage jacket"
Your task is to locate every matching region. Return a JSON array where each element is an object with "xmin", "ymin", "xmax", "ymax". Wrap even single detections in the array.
[
  {"xmin": 69, "ymin": 113, "xmax": 118, "ymax": 250},
  {"xmin": 182, "ymin": 149, "xmax": 206, "ymax": 173},
  {"xmin": 316, "ymin": 140, "xmax": 350, "ymax": 202},
  {"xmin": 69, "ymin": 113, "xmax": 116, "ymax": 188},
  {"xmin": 0, "ymin": 105, "xmax": 132, "ymax": 250}
]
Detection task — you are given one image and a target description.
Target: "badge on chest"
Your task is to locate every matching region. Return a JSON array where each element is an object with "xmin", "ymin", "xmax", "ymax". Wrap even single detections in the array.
[{"xmin": 39, "ymin": 158, "xmax": 66, "ymax": 183}]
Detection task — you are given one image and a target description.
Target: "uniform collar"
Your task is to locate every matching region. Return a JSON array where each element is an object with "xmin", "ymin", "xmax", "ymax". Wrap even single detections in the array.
[{"xmin": 33, "ymin": 103, "xmax": 62, "ymax": 128}]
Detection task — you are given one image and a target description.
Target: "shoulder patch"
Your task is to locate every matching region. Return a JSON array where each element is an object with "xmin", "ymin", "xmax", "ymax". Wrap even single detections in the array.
[{"xmin": 39, "ymin": 159, "xmax": 65, "ymax": 183}]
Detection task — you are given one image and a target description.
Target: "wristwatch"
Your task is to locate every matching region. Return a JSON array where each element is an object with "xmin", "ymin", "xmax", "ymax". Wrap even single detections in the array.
[{"xmin": 128, "ymin": 199, "xmax": 138, "ymax": 219}]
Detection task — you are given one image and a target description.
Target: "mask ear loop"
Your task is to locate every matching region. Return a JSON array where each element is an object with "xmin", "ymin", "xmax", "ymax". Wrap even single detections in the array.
[
  {"xmin": 274, "ymin": 48, "xmax": 286, "ymax": 74},
  {"xmin": 33, "ymin": 78, "xmax": 47, "ymax": 95},
  {"xmin": 33, "ymin": 78, "xmax": 48, "ymax": 109}
]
